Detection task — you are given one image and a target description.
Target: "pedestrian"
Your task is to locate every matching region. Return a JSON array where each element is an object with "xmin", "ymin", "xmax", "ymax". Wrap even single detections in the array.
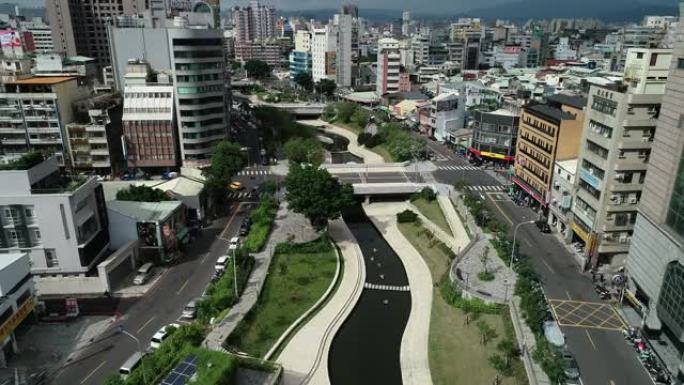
[
  {"xmin": 600, "ymin": 274, "xmax": 605, "ymax": 283},
  {"xmin": 591, "ymin": 273, "xmax": 596, "ymax": 282}
]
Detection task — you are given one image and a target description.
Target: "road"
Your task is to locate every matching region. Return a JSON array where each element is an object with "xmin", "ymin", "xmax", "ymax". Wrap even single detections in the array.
[
  {"xmin": 51, "ymin": 204, "xmax": 252, "ymax": 385},
  {"xmin": 426, "ymin": 140, "xmax": 653, "ymax": 385}
]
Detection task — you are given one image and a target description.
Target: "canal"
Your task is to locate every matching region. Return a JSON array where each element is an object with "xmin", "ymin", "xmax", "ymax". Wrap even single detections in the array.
[
  {"xmin": 328, "ymin": 204, "xmax": 411, "ymax": 385},
  {"xmin": 318, "ymin": 130, "xmax": 364, "ymax": 164}
]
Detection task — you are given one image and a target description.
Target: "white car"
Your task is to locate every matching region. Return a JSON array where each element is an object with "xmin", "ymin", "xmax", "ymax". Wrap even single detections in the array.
[
  {"xmin": 228, "ymin": 237, "xmax": 240, "ymax": 251},
  {"xmin": 150, "ymin": 323, "xmax": 180, "ymax": 350},
  {"xmin": 215, "ymin": 255, "xmax": 230, "ymax": 272}
]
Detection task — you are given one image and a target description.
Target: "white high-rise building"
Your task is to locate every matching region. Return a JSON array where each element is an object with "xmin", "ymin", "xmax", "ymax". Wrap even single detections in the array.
[
  {"xmin": 312, "ymin": 26, "xmax": 337, "ymax": 83},
  {"xmin": 402, "ymin": 11, "xmax": 412, "ymax": 36},
  {"xmin": 376, "ymin": 38, "xmax": 401, "ymax": 95},
  {"xmin": 335, "ymin": 14, "xmax": 353, "ymax": 88}
]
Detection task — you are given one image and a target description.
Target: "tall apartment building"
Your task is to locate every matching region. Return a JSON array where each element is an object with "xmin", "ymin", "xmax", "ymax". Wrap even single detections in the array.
[
  {"xmin": 376, "ymin": 38, "xmax": 401, "ymax": 96},
  {"xmin": 512, "ymin": 94, "xmax": 586, "ymax": 209},
  {"xmin": 289, "ymin": 30, "xmax": 312, "ymax": 75},
  {"xmin": 412, "ymin": 34, "xmax": 430, "ymax": 65},
  {"xmin": 469, "ymin": 109, "xmax": 519, "ymax": 166},
  {"xmin": 66, "ymin": 93, "xmax": 124, "ymax": 174},
  {"xmin": 335, "ymin": 14, "xmax": 353, "ymax": 88},
  {"xmin": 109, "ymin": 14, "xmax": 230, "ymax": 168},
  {"xmin": 312, "ymin": 26, "xmax": 337, "ymax": 83},
  {"xmin": 0, "ymin": 252, "xmax": 35, "ymax": 367},
  {"xmin": 23, "ymin": 24, "xmax": 54, "ymax": 54},
  {"xmin": 429, "ymin": 92, "xmax": 465, "ymax": 142},
  {"xmin": 572, "ymin": 48, "xmax": 671, "ymax": 270},
  {"xmin": 0, "ymin": 77, "xmax": 90, "ymax": 166},
  {"xmin": 0, "ymin": 155, "xmax": 110, "ymax": 281},
  {"xmin": 625, "ymin": 1, "xmax": 684, "ymax": 356},
  {"xmin": 46, "ymin": 0, "xmax": 148, "ymax": 68},
  {"xmin": 232, "ymin": 0, "xmax": 276, "ymax": 43},
  {"xmin": 402, "ymin": 11, "xmax": 412, "ymax": 37}
]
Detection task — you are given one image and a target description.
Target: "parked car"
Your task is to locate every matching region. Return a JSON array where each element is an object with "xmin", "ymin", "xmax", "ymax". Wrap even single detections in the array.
[
  {"xmin": 133, "ymin": 263, "xmax": 154, "ymax": 285},
  {"xmin": 150, "ymin": 323, "xmax": 180, "ymax": 350},
  {"xmin": 228, "ymin": 236, "xmax": 240, "ymax": 251},
  {"xmin": 181, "ymin": 298, "xmax": 199, "ymax": 319},
  {"xmin": 561, "ymin": 350, "xmax": 581, "ymax": 382},
  {"xmin": 543, "ymin": 320, "xmax": 565, "ymax": 348},
  {"xmin": 215, "ymin": 255, "xmax": 230, "ymax": 272}
]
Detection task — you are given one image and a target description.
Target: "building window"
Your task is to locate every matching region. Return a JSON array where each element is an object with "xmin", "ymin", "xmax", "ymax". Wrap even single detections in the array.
[
  {"xmin": 24, "ymin": 207, "xmax": 34, "ymax": 218},
  {"xmin": 678, "ymin": 58, "xmax": 684, "ymax": 70},
  {"xmin": 650, "ymin": 53, "xmax": 658, "ymax": 66},
  {"xmin": 45, "ymin": 249, "xmax": 58, "ymax": 268},
  {"xmin": 34, "ymin": 230, "xmax": 41, "ymax": 240}
]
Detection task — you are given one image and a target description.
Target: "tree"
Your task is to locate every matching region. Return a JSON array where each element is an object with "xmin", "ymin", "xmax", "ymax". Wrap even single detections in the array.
[
  {"xmin": 480, "ymin": 245, "xmax": 490, "ymax": 274},
  {"xmin": 230, "ymin": 61, "xmax": 242, "ymax": 70},
  {"xmin": 315, "ymin": 79, "xmax": 337, "ymax": 97},
  {"xmin": 476, "ymin": 320, "xmax": 497, "ymax": 345},
  {"xmin": 497, "ymin": 338, "xmax": 519, "ymax": 367},
  {"xmin": 285, "ymin": 165, "xmax": 354, "ymax": 229},
  {"xmin": 293, "ymin": 72, "xmax": 314, "ymax": 91},
  {"xmin": 488, "ymin": 354, "xmax": 511, "ymax": 385},
  {"xmin": 322, "ymin": 104, "xmax": 336, "ymax": 121},
  {"xmin": 350, "ymin": 108, "xmax": 370, "ymax": 129},
  {"xmin": 103, "ymin": 375, "xmax": 126, "ymax": 385},
  {"xmin": 335, "ymin": 102, "xmax": 358, "ymax": 123},
  {"xmin": 203, "ymin": 141, "xmax": 245, "ymax": 197},
  {"xmin": 116, "ymin": 185, "xmax": 173, "ymax": 202},
  {"xmin": 244, "ymin": 59, "xmax": 270, "ymax": 79},
  {"xmin": 284, "ymin": 137, "xmax": 324, "ymax": 166}
]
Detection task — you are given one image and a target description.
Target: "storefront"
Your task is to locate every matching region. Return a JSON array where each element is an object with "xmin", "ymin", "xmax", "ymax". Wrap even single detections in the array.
[
  {"xmin": 511, "ymin": 175, "xmax": 547, "ymax": 212},
  {"xmin": 468, "ymin": 147, "xmax": 515, "ymax": 167}
]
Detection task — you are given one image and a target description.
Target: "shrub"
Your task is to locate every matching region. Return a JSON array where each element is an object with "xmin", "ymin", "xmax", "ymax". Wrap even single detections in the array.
[
  {"xmin": 357, "ymin": 132, "xmax": 372, "ymax": 146},
  {"xmin": 274, "ymin": 234, "xmax": 332, "ymax": 254},
  {"xmin": 397, "ymin": 209, "xmax": 419, "ymax": 223},
  {"xmin": 411, "ymin": 187, "xmax": 437, "ymax": 202},
  {"xmin": 439, "ymin": 278, "xmax": 501, "ymax": 314},
  {"xmin": 478, "ymin": 271, "xmax": 496, "ymax": 281},
  {"xmin": 365, "ymin": 134, "xmax": 384, "ymax": 148}
]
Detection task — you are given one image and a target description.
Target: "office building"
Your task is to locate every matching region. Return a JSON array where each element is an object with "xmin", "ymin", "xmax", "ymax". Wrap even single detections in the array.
[
  {"xmin": 312, "ymin": 26, "xmax": 337, "ymax": 83},
  {"xmin": 335, "ymin": 14, "xmax": 353, "ymax": 88},
  {"xmin": 232, "ymin": 0, "xmax": 276, "ymax": 44},
  {"xmin": 625, "ymin": 3, "xmax": 684, "ymax": 353},
  {"xmin": 0, "ymin": 76, "xmax": 90, "ymax": 166},
  {"xmin": 121, "ymin": 60, "xmax": 177, "ymax": 170},
  {"xmin": 402, "ymin": 11, "xmax": 412, "ymax": 37},
  {"xmin": 412, "ymin": 34, "xmax": 430, "ymax": 65},
  {"xmin": 24, "ymin": 24, "xmax": 54, "ymax": 54},
  {"xmin": 66, "ymin": 93, "xmax": 124, "ymax": 174},
  {"xmin": 512, "ymin": 94, "xmax": 586, "ymax": 209},
  {"xmin": 46, "ymin": 0, "xmax": 148, "ymax": 68},
  {"xmin": 429, "ymin": 92, "xmax": 465, "ymax": 142},
  {"xmin": 469, "ymin": 109, "xmax": 519, "ymax": 166},
  {"xmin": 289, "ymin": 30, "xmax": 312, "ymax": 75},
  {"xmin": 492, "ymin": 46, "xmax": 527, "ymax": 70},
  {"xmin": 235, "ymin": 42, "xmax": 281, "ymax": 65},
  {"xmin": 554, "ymin": 37, "xmax": 576, "ymax": 61},
  {"xmin": 0, "ymin": 155, "xmax": 110, "ymax": 280},
  {"xmin": 0, "ymin": 252, "xmax": 35, "ymax": 366}
]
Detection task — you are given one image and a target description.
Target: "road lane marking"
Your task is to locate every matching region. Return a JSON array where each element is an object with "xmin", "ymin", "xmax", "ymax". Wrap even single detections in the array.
[
  {"xmin": 177, "ymin": 279, "xmax": 189, "ymax": 295},
  {"xmin": 487, "ymin": 195, "xmax": 514, "ymax": 226},
  {"xmin": 137, "ymin": 316, "xmax": 156, "ymax": 333},
  {"xmin": 523, "ymin": 238, "xmax": 533, "ymax": 248},
  {"xmin": 609, "ymin": 380, "xmax": 616, "ymax": 385},
  {"xmin": 541, "ymin": 258, "xmax": 556, "ymax": 274},
  {"xmin": 585, "ymin": 330, "xmax": 598, "ymax": 351},
  {"xmin": 566, "ymin": 291, "xmax": 572, "ymax": 300},
  {"xmin": 219, "ymin": 203, "xmax": 242, "ymax": 239},
  {"xmin": 200, "ymin": 253, "xmax": 209, "ymax": 264},
  {"xmin": 80, "ymin": 360, "xmax": 106, "ymax": 384}
]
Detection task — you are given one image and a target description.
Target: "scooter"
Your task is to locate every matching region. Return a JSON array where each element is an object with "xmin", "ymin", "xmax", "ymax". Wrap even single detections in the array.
[{"xmin": 595, "ymin": 284, "xmax": 610, "ymax": 299}]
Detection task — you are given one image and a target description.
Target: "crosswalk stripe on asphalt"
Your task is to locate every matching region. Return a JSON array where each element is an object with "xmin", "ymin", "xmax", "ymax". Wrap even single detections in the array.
[
  {"xmin": 438, "ymin": 165, "xmax": 479, "ymax": 171},
  {"xmin": 465, "ymin": 185, "xmax": 505, "ymax": 192}
]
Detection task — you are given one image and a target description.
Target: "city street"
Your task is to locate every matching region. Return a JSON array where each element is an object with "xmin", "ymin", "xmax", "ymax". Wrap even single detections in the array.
[
  {"xmin": 51, "ymin": 203, "xmax": 251, "ymax": 385},
  {"xmin": 426, "ymin": 140, "xmax": 653, "ymax": 385}
]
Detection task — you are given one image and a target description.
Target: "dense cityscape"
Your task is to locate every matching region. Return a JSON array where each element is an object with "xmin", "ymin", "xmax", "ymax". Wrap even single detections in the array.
[{"xmin": 0, "ymin": 0, "xmax": 681, "ymax": 384}]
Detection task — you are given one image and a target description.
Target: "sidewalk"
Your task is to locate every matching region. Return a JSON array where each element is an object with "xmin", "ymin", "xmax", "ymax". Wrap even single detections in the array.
[
  {"xmin": 298, "ymin": 119, "xmax": 384, "ymax": 164},
  {"xmin": 364, "ymin": 202, "xmax": 434, "ymax": 385},
  {"xmin": 276, "ymin": 219, "xmax": 366, "ymax": 385},
  {"xmin": 203, "ymin": 202, "xmax": 318, "ymax": 351}
]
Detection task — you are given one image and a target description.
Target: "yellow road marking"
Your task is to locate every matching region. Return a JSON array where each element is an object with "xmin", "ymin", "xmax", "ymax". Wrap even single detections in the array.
[
  {"xmin": 80, "ymin": 360, "xmax": 106, "ymax": 384},
  {"xmin": 176, "ymin": 279, "xmax": 189, "ymax": 295},
  {"xmin": 566, "ymin": 291, "xmax": 572, "ymax": 300},
  {"xmin": 557, "ymin": 323, "xmax": 626, "ymax": 331},
  {"xmin": 487, "ymin": 196, "xmax": 514, "ymax": 226},
  {"xmin": 609, "ymin": 305, "xmax": 629, "ymax": 329},
  {"xmin": 610, "ymin": 380, "xmax": 616, "ymax": 385},
  {"xmin": 575, "ymin": 304, "xmax": 608, "ymax": 326},
  {"xmin": 586, "ymin": 330, "xmax": 598, "ymax": 350},
  {"xmin": 137, "ymin": 316, "xmax": 156, "ymax": 333},
  {"xmin": 219, "ymin": 202, "xmax": 242, "ymax": 239}
]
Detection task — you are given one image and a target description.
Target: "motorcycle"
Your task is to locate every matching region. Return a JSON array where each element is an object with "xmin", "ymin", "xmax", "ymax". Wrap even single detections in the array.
[{"xmin": 594, "ymin": 284, "xmax": 610, "ymax": 300}]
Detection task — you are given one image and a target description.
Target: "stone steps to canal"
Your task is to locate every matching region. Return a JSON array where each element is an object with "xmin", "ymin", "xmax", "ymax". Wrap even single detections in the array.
[{"xmin": 363, "ymin": 283, "xmax": 411, "ymax": 292}]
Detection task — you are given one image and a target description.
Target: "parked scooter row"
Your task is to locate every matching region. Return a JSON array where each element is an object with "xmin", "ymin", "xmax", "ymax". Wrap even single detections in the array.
[{"xmin": 622, "ymin": 327, "xmax": 671, "ymax": 384}]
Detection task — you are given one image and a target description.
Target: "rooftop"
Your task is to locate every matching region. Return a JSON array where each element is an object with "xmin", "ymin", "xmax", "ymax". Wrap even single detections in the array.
[
  {"xmin": 546, "ymin": 93, "xmax": 587, "ymax": 110},
  {"xmin": 525, "ymin": 103, "xmax": 575, "ymax": 123},
  {"xmin": 8, "ymin": 76, "xmax": 77, "ymax": 85},
  {"xmin": 0, "ymin": 152, "xmax": 46, "ymax": 171},
  {"xmin": 0, "ymin": 253, "xmax": 26, "ymax": 272},
  {"xmin": 107, "ymin": 200, "xmax": 182, "ymax": 222},
  {"xmin": 556, "ymin": 158, "xmax": 578, "ymax": 175}
]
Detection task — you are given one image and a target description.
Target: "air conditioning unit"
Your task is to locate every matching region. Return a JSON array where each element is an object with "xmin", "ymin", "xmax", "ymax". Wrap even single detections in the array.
[
  {"xmin": 619, "ymin": 234, "xmax": 629, "ymax": 244},
  {"xmin": 628, "ymin": 197, "xmax": 638, "ymax": 204},
  {"xmin": 610, "ymin": 195, "xmax": 620, "ymax": 201}
]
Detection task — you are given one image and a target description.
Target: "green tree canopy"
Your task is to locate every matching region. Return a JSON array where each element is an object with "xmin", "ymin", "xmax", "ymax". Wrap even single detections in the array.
[
  {"xmin": 335, "ymin": 102, "xmax": 358, "ymax": 123},
  {"xmin": 244, "ymin": 60, "xmax": 270, "ymax": 79},
  {"xmin": 203, "ymin": 141, "xmax": 245, "ymax": 193},
  {"xmin": 350, "ymin": 108, "xmax": 370, "ymax": 129},
  {"xmin": 285, "ymin": 165, "xmax": 354, "ymax": 228},
  {"xmin": 284, "ymin": 137, "xmax": 325, "ymax": 167},
  {"xmin": 116, "ymin": 185, "xmax": 173, "ymax": 202},
  {"xmin": 315, "ymin": 79, "xmax": 337, "ymax": 97},
  {"xmin": 293, "ymin": 72, "xmax": 314, "ymax": 91}
]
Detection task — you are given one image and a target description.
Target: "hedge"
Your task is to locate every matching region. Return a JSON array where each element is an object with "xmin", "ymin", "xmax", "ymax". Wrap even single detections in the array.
[
  {"xmin": 397, "ymin": 209, "xmax": 419, "ymax": 223},
  {"xmin": 274, "ymin": 234, "xmax": 333, "ymax": 254},
  {"xmin": 243, "ymin": 195, "xmax": 277, "ymax": 253}
]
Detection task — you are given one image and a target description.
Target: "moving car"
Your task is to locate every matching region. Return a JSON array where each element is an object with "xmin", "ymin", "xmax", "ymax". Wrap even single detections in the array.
[
  {"xmin": 228, "ymin": 236, "xmax": 240, "ymax": 251},
  {"xmin": 119, "ymin": 352, "xmax": 143, "ymax": 379},
  {"xmin": 150, "ymin": 323, "xmax": 180, "ymax": 350},
  {"xmin": 239, "ymin": 219, "xmax": 251, "ymax": 236},
  {"xmin": 229, "ymin": 181, "xmax": 244, "ymax": 190},
  {"xmin": 181, "ymin": 298, "xmax": 199, "ymax": 319},
  {"xmin": 133, "ymin": 263, "xmax": 154, "ymax": 285}
]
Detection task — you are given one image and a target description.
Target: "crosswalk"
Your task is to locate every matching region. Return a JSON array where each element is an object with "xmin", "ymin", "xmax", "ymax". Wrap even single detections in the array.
[
  {"xmin": 364, "ymin": 282, "xmax": 411, "ymax": 292},
  {"xmin": 438, "ymin": 165, "xmax": 480, "ymax": 171},
  {"xmin": 237, "ymin": 170, "xmax": 272, "ymax": 176},
  {"xmin": 465, "ymin": 185, "xmax": 506, "ymax": 192}
]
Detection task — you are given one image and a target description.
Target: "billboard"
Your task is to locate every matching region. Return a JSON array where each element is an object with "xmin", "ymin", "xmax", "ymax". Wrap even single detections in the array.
[{"xmin": 0, "ymin": 30, "xmax": 21, "ymax": 48}]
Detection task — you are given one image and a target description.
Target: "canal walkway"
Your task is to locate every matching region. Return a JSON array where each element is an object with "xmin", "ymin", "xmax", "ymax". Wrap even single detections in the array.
[
  {"xmin": 298, "ymin": 119, "xmax": 385, "ymax": 164},
  {"xmin": 364, "ymin": 202, "xmax": 435, "ymax": 385},
  {"xmin": 276, "ymin": 218, "xmax": 366, "ymax": 385}
]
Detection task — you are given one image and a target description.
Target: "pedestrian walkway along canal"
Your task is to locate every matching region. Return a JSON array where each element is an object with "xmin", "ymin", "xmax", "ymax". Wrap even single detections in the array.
[{"xmin": 328, "ymin": 204, "xmax": 411, "ymax": 385}]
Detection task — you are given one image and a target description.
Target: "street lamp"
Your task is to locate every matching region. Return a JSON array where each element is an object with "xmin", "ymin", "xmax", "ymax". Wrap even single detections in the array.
[
  {"xmin": 119, "ymin": 327, "xmax": 147, "ymax": 384},
  {"xmin": 509, "ymin": 220, "xmax": 536, "ymax": 268},
  {"xmin": 217, "ymin": 236, "xmax": 239, "ymax": 298}
]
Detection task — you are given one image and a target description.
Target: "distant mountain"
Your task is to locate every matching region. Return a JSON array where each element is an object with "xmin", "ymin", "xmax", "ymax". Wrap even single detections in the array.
[
  {"xmin": 0, "ymin": 3, "xmax": 45, "ymax": 19},
  {"xmin": 279, "ymin": 8, "xmax": 404, "ymax": 22},
  {"xmin": 462, "ymin": 0, "xmax": 678, "ymax": 22}
]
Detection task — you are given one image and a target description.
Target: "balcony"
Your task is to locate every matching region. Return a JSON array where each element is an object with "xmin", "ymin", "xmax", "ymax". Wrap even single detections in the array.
[
  {"xmin": 27, "ymin": 127, "xmax": 61, "ymax": 134},
  {"xmin": 90, "ymin": 148, "xmax": 109, "ymax": 156},
  {"xmin": 1, "ymin": 138, "xmax": 27, "ymax": 145},
  {"xmin": 0, "ymin": 127, "xmax": 24, "ymax": 134},
  {"xmin": 579, "ymin": 167, "xmax": 602, "ymax": 190},
  {"xmin": 88, "ymin": 137, "xmax": 108, "ymax": 144},
  {"xmin": 29, "ymin": 138, "xmax": 62, "ymax": 145},
  {"xmin": 85, "ymin": 125, "xmax": 106, "ymax": 133}
]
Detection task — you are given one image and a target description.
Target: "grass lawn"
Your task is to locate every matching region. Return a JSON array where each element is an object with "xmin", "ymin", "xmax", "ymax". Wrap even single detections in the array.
[
  {"xmin": 369, "ymin": 144, "xmax": 394, "ymax": 162},
  {"xmin": 411, "ymin": 198, "xmax": 452, "ymax": 235},
  {"xmin": 228, "ymin": 243, "xmax": 337, "ymax": 358},
  {"xmin": 398, "ymin": 223, "xmax": 527, "ymax": 385}
]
